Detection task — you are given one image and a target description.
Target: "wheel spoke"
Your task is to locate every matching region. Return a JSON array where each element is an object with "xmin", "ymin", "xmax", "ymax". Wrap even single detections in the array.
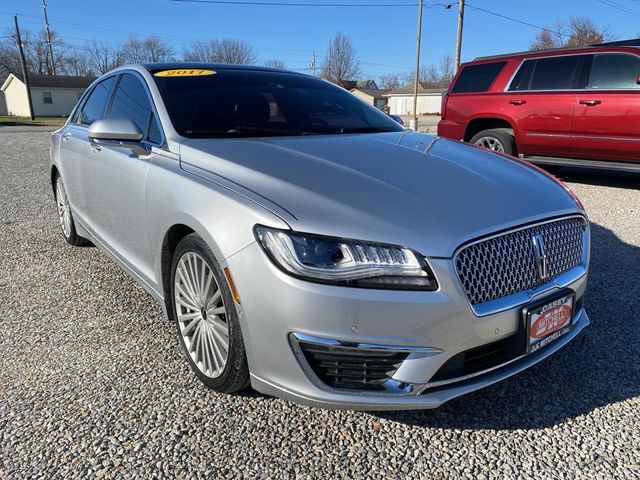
[
  {"xmin": 181, "ymin": 318, "xmax": 200, "ymax": 337},
  {"xmin": 206, "ymin": 289, "xmax": 222, "ymax": 310}
]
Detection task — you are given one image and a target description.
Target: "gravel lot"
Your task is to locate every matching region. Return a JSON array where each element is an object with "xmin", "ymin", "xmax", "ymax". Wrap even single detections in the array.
[{"xmin": 1, "ymin": 128, "xmax": 639, "ymax": 479}]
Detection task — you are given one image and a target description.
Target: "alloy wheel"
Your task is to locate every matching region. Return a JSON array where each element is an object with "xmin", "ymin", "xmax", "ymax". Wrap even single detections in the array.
[
  {"xmin": 174, "ymin": 251, "xmax": 230, "ymax": 378},
  {"xmin": 473, "ymin": 136, "xmax": 505, "ymax": 153},
  {"xmin": 56, "ymin": 177, "xmax": 72, "ymax": 238}
]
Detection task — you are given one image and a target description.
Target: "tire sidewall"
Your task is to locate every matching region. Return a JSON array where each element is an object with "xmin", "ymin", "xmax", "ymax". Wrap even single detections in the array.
[
  {"xmin": 170, "ymin": 233, "xmax": 248, "ymax": 392},
  {"xmin": 470, "ymin": 129, "xmax": 516, "ymax": 156}
]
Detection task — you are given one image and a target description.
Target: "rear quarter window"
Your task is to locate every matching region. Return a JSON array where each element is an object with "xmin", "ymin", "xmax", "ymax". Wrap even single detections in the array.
[{"xmin": 451, "ymin": 61, "xmax": 507, "ymax": 93}]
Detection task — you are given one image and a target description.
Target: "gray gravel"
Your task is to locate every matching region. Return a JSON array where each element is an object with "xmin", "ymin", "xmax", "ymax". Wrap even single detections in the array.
[{"xmin": 1, "ymin": 128, "xmax": 639, "ymax": 479}]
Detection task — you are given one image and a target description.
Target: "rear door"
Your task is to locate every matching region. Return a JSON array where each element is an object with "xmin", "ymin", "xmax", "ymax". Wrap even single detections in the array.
[
  {"xmin": 503, "ymin": 55, "xmax": 583, "ymax": 157},
  {"xmin": 81, "ymin": 72, "xmax": 164, "ymax": 282},
  {"xmin": 570, "ymin": 52, "xmax": 640, "ymax": 163}
]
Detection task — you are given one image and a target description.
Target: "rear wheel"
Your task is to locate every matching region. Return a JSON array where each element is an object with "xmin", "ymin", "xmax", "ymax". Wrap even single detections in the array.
[
  {"xmin": 171, "ymin": 233, "xmax": 250, "ymax": 393},
  {"xmin": 54, "ymin": 175, "xmax": 87, "ymax": 246},
  {"xmin": 470, "ymin": 128, "xmax": 516, "ymax": 156}
]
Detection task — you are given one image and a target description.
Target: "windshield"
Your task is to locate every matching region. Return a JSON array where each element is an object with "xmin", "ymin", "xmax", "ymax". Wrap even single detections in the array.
[{"xmin": 151, "ymin": 68, "xmax": 404, "ymax": 138}]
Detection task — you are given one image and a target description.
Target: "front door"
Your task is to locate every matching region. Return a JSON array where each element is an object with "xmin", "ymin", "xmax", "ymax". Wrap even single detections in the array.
[
  {"xmin": 81, "ymin": 72, "xmax": 164, "ymax": 283},
  {"xmin": 570, "ymin": 53, "xmax": 640, "ymax": 163}
]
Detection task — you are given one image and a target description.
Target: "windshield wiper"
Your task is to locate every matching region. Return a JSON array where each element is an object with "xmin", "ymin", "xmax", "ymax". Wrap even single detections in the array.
[
  {"xmin": 185, "ymin": 127, "xmax": 315, "ymax": 138},
  {"xmin": 336, "ymin": 127, "xmax": 399, "ymax": 134}
]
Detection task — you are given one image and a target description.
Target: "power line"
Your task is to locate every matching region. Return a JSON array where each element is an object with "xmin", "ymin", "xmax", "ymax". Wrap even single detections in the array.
[
  {"xmin": 465, "ymin": 3, "xmax": 568, "ymax": 38},
  {"xmin": 169, "ymin": 0, "xmax": 422, "ymax": 6},
  {"xmin": 596, "ymin": 0, "xmax": 640, "ymax": 18}
]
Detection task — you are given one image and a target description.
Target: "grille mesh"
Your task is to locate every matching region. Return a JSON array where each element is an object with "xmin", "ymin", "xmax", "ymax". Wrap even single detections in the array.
[{"xmin": 455, "ymin": 217, "xmax": 585, "ymax": 305}]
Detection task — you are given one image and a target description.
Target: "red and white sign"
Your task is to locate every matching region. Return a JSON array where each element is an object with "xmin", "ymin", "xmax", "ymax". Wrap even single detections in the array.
[{"xmin": 528, "ymin": 295, "xmax": 574, "ymax": 352}]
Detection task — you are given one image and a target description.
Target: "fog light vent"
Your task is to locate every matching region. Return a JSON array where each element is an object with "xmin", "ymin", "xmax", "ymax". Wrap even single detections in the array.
[{"xmin": 298, "ymin": 342, "xmax": 407, "ymax": 390}]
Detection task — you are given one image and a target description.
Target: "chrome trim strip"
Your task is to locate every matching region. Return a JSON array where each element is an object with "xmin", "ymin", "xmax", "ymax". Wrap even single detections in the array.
[
  {"xmin": 453, "ymin": 214, "xmax": 589, "ymax": 317},
  {"xmin": 571, "ymin": 134, "xmax": 640, "ymax": 143},
  {"xmin": 526, "ymin": 133, "xmax": 571, "ymax": 138},
  {"xmin": 290, "ymin": 333, "xmax": 443, "ymax": 354}
]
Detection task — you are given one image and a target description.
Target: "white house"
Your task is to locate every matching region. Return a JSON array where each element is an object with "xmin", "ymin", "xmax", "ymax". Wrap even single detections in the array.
[
  {"xmin": 1, "ymin": 73, "xmax": 93, "ymax": 117},
  {"xmin": 385, "ymin": 86, "xmax": 446, "ymax": 116}
]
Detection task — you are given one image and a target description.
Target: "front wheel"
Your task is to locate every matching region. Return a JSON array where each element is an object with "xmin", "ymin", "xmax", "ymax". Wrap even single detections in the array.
[
  {"xmin": 171, "ymin": 233, "xmax": 250, "ymax": 393},
  {"xmin": 470, "ymin": 128, "xmax": 516, "ymax": 156}
]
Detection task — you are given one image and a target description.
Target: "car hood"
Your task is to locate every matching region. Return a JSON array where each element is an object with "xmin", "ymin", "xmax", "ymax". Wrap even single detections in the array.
[{"xmin": 179, "ymin": 132, "xmax": 581, "ymax": 258}]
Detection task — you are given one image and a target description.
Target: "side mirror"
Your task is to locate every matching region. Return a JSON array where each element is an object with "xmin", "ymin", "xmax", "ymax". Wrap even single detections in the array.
[{"xmin": 87, "ymin": 118, "xmax": 150, "ymax": 156}]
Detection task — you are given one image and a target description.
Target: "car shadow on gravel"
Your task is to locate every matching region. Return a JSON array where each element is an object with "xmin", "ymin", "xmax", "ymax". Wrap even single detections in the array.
[
  {"xmin": 373, "ymin": 222, "xmax": 640, "ymax": 430},
  {"xmin": 555, "ymin": 167, "xmax": 639, "ymax": 189}
]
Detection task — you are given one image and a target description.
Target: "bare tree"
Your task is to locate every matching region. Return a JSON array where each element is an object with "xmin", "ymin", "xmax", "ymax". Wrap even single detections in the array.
[
  {"xmin": 530, "ymin": 17, "xmax": 612, "ymax": 50},
  {"xmin": 183, "ymin": 40, "xmax": 217, "ymax": 62},
  {"xmin": 184, "ymin": 38, "xmax": 257, "ymax": 64},
  {"xmin": 565, "ymin": 17, "xmax": 611, "ymax": 46},
  {"xmin": 379, "ymin": 73, "xmax": 402, "ymax": 90},
  {"xmin": 438, "ymin": 54, "xmax": 454, "ymax": 87},
  {"xmin": 63, "ymin": 52, "xmax": 94, "ymax": 77},
  {"xmin": 87, "ymin": 41, "xmax": 123, "ymax": 74},
  {"xmin": 321, "ymin": 32, "xmax": 360, "ymax": 88},
  {"xmin": 264, "ymin": 59, "xmax": 286, "ymax": 69},
  {"xmin": 122, "ymin": 36, "xmax": 175, "ymax": 64}
]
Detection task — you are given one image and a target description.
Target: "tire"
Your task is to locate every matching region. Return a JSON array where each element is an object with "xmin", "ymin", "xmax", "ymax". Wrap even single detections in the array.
[
  {"xmin": 54, "ymin": 174, "xmax": 88, "ymax": 246},
  {"xmin": 171, "ymin": 233, "xmax": 250, "ymax": 393},
  {"xmin": 470, "ymin": 128, "xmax": 517, "ymax": 156}
]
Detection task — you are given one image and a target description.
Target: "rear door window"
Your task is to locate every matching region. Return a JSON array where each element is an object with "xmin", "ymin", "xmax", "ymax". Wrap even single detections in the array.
[
  {"xmin": 528, "ymin": 56, "xmax": 580, "ymax": 91},
  {"xmin": 508, "ymin": 60, "xmax": 535, "ymax": 91},
  {"xmin": 451, "ymin": 61, "xmax": 506, "ymax": 93},
  {"xmin": 77, "ymin": 76, "xmax": 117, "ymax": 126},
  {"xmin": 587, "ymin": 53, "xmax": 640, "ymax": 89},
  {"xmin": 108, "ymin": 73, "xmax": 163, "ymax": 144}
]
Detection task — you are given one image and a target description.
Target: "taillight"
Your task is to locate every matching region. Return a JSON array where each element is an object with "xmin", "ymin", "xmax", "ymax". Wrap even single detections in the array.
[{"xmin": 441, "ymin": 93, "xmax": 450, "ymax": 121}]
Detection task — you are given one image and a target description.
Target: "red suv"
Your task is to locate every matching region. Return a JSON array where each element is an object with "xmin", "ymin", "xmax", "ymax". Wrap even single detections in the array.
[{"xmin": 437, "ymin": 41, "xmax": 640, "ymax": 172}]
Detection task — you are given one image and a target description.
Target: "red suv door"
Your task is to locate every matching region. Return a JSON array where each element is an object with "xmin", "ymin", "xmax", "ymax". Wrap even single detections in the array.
[
  {"xmin": 503, "ymin": 55, "xmax": 583, "ymax": 158},
  {"xmin": 571, "ymin": 52, "xmax": 640, "ymax": 163}
]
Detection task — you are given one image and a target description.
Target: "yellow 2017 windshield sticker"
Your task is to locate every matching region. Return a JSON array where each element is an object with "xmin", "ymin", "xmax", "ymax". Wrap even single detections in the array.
[{"xmin": 154, "ymin": 69, "xmax": 216, "ymax": 77}]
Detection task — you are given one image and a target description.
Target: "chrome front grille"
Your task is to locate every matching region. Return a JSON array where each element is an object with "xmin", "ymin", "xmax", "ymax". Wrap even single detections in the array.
[{"xmin": 455, "ymin": 217, "xmax": 585, "ymax": 305}]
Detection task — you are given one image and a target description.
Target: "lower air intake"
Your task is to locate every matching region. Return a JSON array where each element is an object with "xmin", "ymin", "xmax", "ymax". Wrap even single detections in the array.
[{"xmin": 297, "ymin": 342, "xmax": 407, "ymax": 390}]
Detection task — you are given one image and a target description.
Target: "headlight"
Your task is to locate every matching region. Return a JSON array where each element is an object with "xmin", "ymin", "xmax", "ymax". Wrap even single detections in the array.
[{"xmin": 254, "ymin": 225, "xmax": 438, "ymax": 291}]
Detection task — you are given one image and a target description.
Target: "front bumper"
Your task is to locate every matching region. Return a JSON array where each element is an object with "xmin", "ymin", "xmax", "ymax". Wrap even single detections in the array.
[{"xmin": 224, "ymin": 241, "xmax": 589, "ymax": 410}]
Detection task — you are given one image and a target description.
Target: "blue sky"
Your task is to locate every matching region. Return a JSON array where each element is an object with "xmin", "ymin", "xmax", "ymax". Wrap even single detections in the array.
[{"xmin": 1, "ymin": 0, "xmax": 639, "ymax": 79}]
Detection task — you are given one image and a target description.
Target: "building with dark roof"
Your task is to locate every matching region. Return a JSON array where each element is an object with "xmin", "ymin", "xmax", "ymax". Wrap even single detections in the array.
[{"xmin": 1, "ymin": 73, "xmax": 94, "ymax": 117}]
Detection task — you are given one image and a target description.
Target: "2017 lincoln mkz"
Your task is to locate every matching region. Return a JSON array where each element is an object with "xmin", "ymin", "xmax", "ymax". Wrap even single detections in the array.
[{"xmin": 50, "ymin": 64, "xmax": 590, "ymax": 410}]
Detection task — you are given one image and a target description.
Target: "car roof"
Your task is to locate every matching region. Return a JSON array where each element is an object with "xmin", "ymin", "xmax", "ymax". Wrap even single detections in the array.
[
  {"xmin": 472, "ymin": 43, "xmax": 640, "ymax": 63},
  {"xmin": 141, "ymin": 62, "xmax": 304, "ymax": 76}
]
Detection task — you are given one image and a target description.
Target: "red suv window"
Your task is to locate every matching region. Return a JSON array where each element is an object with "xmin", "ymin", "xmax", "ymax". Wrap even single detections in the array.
[{"xmin": 451, "ymin": 61, "xmax": 506, "ymax": 93}]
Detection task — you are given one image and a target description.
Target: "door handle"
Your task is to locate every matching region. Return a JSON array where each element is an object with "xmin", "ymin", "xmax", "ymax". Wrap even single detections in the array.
[
  {"xmin": 579, "ymin": 100, "xmax": 601, "ymax": 106},
  {"xmin": 509, "ymin": 100, "xmax": 527, "ymax": 105},
  {"xmin": 90, "ymin": 144, "xmax": 102, "ymax": 153},
  {"xmin": 62, "ymin": 132, "xmax": 71, "ymax": 141}
]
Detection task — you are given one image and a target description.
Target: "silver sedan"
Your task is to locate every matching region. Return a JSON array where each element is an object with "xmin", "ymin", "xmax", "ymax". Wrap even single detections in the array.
[{"xmin": 50, "ymin": 64, "xmax": 590, "ymax": 410}]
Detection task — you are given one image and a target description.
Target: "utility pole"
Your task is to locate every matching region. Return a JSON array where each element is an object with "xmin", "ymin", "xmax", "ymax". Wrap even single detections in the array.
[
  {"xmin": 42, "ymin": 0, "xmax": 56, "ymax": 75},
  {"xmin": 454, "ymin": 0, "xmax": 465, "ymax": 73},
  {"xmin": 14, "ymin": 16, "xmax": 35, "ymax": 121},
  {"xmin": 310, "ymin": 51, "xmax": 316, "ymax": 76},
  {"xmin": 411, "ymin": 0, "xmax": 424, "ymax": 131}
]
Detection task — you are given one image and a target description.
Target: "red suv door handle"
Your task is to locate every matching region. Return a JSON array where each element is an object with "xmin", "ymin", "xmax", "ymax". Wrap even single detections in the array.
[
  {"xmin": 579, "ymin": 100, "xmax": 602, "ymax": 106},
  {"xmin": 509, "ymin": 100, "xmax": 527, "ymax": 105}
]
